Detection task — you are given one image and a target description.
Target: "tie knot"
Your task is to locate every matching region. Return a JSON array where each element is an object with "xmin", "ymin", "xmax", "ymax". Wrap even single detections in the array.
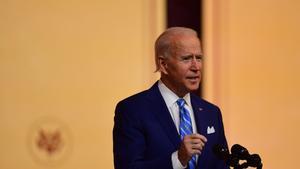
[{"xmin": 176, "ymin": 98, "xmax": 186, "ymax": 108}]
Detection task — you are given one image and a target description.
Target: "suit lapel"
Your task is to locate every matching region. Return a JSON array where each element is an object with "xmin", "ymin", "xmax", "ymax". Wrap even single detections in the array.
[
  {"xmin": 191, "ymin": 94, "xmax": 207, "ymax": 139},
  {"xmin": 146, "ymin": 82, "xmax": 181, "ymax": 148},
  {"xmin": 191, "ymin": 94, "xmax": 208, "ymax": 168},
  {"xmin": 145, "ymin": 83, "xmax": 209, "ymax": 150}
]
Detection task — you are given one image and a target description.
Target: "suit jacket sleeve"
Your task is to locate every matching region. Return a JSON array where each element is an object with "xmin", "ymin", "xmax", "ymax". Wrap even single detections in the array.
[{"xmin": 113, "ymin": 101, "xmax": 173, "ymax": 169}]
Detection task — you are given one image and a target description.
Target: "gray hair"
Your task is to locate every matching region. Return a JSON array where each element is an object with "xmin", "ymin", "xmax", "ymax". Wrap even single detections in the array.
[{"xmin": 154, "ymin": 27, "xmax": 199, "ymax": 72}]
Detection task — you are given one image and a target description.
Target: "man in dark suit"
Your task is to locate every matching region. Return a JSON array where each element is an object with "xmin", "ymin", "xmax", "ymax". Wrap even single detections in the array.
[{"xmin": 113, "ymin": 27, "xmax": 229, "ymax": 169}]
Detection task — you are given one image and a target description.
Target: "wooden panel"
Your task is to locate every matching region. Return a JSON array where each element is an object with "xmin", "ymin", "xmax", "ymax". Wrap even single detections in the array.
[
  {"xmin": 0, "ymin": 0, "xmax": 165, "ymax": 168},
  {"xmin": 203, "ymin": 0, "xmax": 300, "ymax": 168}
]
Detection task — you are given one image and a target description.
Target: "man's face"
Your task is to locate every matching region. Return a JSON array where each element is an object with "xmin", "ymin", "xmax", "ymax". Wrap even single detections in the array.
[{"xmin": 160, "ymin": 35, "xmax": 203, "ymax": 97}]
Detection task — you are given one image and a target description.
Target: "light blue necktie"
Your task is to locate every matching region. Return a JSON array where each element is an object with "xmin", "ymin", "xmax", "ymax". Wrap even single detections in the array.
[{"xmin": 177, "ymin": 98, "xmax": 197, "ymax": 169}]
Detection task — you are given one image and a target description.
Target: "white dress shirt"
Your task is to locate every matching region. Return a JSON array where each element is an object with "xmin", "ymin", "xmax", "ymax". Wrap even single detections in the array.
[{"xmin": 158, "ymin": 80, "xmax": 198, "ymax": 169}]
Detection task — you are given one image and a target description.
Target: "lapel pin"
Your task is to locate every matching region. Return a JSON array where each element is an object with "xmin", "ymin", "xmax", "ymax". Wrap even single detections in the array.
[{"xmin": 198, "ymin": 107, "xmax": 203, "ymax": 111}]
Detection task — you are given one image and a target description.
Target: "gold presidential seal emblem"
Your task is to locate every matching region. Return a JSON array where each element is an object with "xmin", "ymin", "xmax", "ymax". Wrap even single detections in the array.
[{"xmin": 27, "ymin": 117, "xmax": 72, "ymax": 166}]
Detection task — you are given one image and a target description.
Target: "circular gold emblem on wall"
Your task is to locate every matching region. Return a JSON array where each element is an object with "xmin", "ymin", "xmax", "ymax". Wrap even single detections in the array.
[{"xmin": 27, "ymin": 117, "xmax": 72, "ymax": 166}]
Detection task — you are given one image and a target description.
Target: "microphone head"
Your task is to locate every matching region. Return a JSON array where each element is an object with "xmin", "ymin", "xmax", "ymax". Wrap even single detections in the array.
[
  {"xmin": 213, "ymin": 144, "xmax": 229, "ymax": 160},
  {"xmin": 213, "ymin": 144, "xmax": 242, "ymax": 168},
  {"xmin": 228, "ymin": 155, "xmax": 240, "ymax": 168},
  {"xmin": 231, "ymin": 144, "xmax": 249, "ymax": 159},
  {"xmin": 247, "ymin": 154, "xmax": 262, "ymax": 167}
]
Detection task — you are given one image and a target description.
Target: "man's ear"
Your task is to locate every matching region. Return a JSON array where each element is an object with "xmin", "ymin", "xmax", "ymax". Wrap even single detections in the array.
[{"xmin": 158, "ymin": 56, "xmax": 168, "ymax": 74}]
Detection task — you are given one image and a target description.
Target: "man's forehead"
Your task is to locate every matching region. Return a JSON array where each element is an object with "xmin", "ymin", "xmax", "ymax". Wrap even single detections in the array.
[
  {"xmin": 172, "ymin": 48, "xmax": 202, "ymax": 57},
  {"xmin": 173, "ymin": 41, "xmax": 202, "ymax": 52}
]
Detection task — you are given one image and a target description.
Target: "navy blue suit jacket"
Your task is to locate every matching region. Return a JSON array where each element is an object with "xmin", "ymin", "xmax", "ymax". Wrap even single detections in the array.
[{"xmin": 113, "ymin": 82, "xmax": 229, "ymax": 169}]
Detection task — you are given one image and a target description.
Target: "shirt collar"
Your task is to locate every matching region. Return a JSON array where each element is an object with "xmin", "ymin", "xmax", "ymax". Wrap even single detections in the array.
[{"xmin": 158, "ymin": 80, "xmax": 191, "ymax": 107}]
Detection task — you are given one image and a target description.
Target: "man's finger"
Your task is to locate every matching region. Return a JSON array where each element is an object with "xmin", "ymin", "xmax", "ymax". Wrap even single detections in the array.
[{"xmin": 190, "ymin": 133, "xmax": 207, "ymax": 142}]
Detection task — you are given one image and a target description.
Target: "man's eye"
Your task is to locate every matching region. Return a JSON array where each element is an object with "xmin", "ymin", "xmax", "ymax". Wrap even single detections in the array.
[
  {"xmin": 181, "ymin": 56, "xmax": 193, "ymax": 61},
  {"xmin": 196, "ymin": 56, "xmax": 202, "ymax": 61}
]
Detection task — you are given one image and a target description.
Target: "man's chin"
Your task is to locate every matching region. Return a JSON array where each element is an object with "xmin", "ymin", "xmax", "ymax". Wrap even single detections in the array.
[{"xmin": 186, "ymin": 84, "xmax": 200, "ymax": 92}]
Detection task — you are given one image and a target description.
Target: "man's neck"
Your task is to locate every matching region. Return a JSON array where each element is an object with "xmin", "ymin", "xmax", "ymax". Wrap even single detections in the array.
[{"xmin": 160, "ymin": 78, "xmax": 188, "ymax": 98}]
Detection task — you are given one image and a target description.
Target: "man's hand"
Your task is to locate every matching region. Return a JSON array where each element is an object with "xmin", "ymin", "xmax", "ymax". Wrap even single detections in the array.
[{"xmin": 178, "ymin": 134, "xmax": 207, "ymax": 166}]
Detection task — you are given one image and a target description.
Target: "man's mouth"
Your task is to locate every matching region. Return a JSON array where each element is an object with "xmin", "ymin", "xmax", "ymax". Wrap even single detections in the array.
[{"xmin": 186, "ymin": 76, "xmax": 200, "ymax": 81}]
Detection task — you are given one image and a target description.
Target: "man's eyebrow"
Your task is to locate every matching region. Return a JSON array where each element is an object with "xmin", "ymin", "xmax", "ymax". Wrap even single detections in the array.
[{"xmin": 180, "ymin": 54, "xmax": 202, "ymax": 57}]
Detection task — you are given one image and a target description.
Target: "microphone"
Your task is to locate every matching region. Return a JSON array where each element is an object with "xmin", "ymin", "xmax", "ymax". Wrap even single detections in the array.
[
  {"xmin": 247, "ymin": 154, "xmax": 262, "ymax": 168},
  {"xmin": 231, "ymin": 144, "xmax": 249, "ymax": 160},
  {"xmin": 213, "ymin": 144, "xmax": 239, "ymax": 168},
  {"xmin": 213, "ymin": 144, "xmax": 263, "ymax": 169},
  {"xmin": 231, "ymin": 144, "xmax": 262, "ymax": 168},
  {"xmin": 213, "ymin": 144, "xmax": 229, "ymax": 160}
]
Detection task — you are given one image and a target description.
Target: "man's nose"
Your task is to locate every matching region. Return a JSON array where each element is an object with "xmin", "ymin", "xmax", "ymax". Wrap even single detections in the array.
[{"xmin": 190, "ymin": 58, "xmax": 201, "ymax": 70}]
